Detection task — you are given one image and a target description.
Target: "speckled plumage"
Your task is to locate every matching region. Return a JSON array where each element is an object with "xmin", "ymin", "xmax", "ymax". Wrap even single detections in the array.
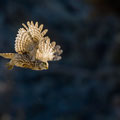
[{"xmin": 0, "ymin": 21, "xmax": 63, "ymax": 70}]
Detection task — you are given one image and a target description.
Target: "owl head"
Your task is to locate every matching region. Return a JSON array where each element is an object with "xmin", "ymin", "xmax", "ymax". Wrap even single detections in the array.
[
  {"xmin": 38, "ymin": 62, "xmax": 48, "ymax": 70},
  {"xmin": 31, "ymin": 60, "xmax": 48, "ymax": 70}
]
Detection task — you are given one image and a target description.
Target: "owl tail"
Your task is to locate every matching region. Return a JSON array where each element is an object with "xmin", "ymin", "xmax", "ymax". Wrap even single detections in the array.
[{"xmin": 0, "ymin": 53, "xmax": 15, "ymax": 59}]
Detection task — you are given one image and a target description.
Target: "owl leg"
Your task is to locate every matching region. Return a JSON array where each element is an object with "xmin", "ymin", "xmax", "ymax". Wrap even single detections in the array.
[
  {"xmin": 30, "ymin": 48, "xmax": 37, "ymax": 61},
  {"xmin": 6, "ymin": 61, "xmax": 14, "ymax": 70},
  {"xmin": 31, "ymin": 56, "xmax": 36, "ymax": 61}
]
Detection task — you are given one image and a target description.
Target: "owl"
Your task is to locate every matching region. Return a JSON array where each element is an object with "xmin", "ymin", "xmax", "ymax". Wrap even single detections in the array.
[{"xmin": 0, "ymin": 21, "xmax": 63, "ymax": 70}]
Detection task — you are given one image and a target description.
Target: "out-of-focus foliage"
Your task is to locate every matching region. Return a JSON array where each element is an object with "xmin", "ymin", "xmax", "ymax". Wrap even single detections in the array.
[
  {"xmin": 86, "ymin": 0, "xmax": 120, "ymax": 16},
  {"xmin": 0, "ymin": 0, "xmax": 120, "ymax": 120}
]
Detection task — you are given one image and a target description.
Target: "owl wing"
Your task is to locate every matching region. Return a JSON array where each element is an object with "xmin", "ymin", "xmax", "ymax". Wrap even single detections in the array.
[
  {"xmin": 36, "ymin": 37, "xmax": 63, "ymax": 62},
  {"xmin": 22, "ymin": 21, "xmax": 48, "ymax": 42},
  {"xmin": 15, "ymin": 28, "xmax": 34, "ymax": 54},
  {"xmin": 15, "ymin": 21, "xmax": 48, "ymax": 54}
]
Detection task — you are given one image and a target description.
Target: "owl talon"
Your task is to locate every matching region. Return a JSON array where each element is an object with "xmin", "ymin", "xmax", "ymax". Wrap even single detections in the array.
[{"xmin": 6, "ymin": 63, "xmax": 14, "ymax": 70}]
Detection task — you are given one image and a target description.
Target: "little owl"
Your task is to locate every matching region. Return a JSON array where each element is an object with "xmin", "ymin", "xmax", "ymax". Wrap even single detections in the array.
[{"xmin": 0, "ymin": 21, "xmax": 63, "ymax": 70}]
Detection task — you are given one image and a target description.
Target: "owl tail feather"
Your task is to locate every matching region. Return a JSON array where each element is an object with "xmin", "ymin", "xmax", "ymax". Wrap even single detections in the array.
[
  {"xmin": 6, "ymin": 62, "xmax": 14, "ymax": 70},
  {"xmin": 0, "ymin": 53, "xmax": 15, "ymax": 59}
]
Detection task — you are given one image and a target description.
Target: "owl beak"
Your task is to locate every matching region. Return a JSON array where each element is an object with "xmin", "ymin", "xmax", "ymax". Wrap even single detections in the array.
[{"xmin": 46, "ymin": 66, "xmax": 48, "ymax": 69}]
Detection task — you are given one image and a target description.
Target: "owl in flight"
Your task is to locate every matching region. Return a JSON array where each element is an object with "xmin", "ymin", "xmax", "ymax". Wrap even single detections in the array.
[{"xmin": 0, "ymin": 21, "xmax": 63, "ymax": 70}]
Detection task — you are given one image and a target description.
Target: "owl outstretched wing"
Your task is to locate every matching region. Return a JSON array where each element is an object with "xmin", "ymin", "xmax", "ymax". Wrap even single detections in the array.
[
  {"xmin": 15, "ymin": 21, "xmax": 48, "ymax": 54},
  {"xmin": 36, "ymin": 37, "xmax": 63, "ymax": 62}
]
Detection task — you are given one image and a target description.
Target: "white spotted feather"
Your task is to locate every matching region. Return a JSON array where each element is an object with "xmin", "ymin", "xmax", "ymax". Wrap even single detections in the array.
[
  {"xmin": 15, "ymin": 21, "xmax": 48, "ymax": 54},
  {"xmin": 36, "ymin": 37, "xmax": 62, "ymax": 62}
]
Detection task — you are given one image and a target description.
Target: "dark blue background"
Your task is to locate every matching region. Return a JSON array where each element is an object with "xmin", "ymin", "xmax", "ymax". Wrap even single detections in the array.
[{"xmin": 0, "ymin": 0, "xmax": 120, "ymax": 120}]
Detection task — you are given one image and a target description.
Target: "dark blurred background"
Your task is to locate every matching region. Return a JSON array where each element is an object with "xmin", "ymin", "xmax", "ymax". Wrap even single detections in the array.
[{"xmin": 0, "ymin": 0, "xmax": 120, "ymax": 120}]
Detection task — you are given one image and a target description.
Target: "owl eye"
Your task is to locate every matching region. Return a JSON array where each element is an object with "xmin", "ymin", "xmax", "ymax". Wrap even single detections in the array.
[
  {"xmin": 40, "ymin": 62, "xmax": 48, "ymax": 70},
  {"xmin": 41, "ymin": 62, "xmax": 46, "ymax": 66}
]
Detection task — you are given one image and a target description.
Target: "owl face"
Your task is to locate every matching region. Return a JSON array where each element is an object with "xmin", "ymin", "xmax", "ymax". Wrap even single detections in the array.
[
  {"xmin": 31, "ymin": 61, "xmax": 48, "ymax": 70},
  {"xmin": 39, "ymin": 62, "xmax": 48, "ymax": 70}
]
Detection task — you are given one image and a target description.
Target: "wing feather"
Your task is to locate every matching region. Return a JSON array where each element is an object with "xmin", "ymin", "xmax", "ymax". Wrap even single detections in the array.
[
  {"xmin": 15, "ymin": 21, "xmax": 48, "ymax": 54},
  {"xmin": 15, "ymin": 28, "xmax": 34, "ymax": 54},
  {"xmin": 26, "ymin": 21, "xmax": 48, "ymax": 42},
  {"xmin": 36, "ymin": 37, "xmax": 62, "ymax": 62},
  {"xmin": 15, "ymin": 21, "xmax": 62, "ymax": 62}
]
